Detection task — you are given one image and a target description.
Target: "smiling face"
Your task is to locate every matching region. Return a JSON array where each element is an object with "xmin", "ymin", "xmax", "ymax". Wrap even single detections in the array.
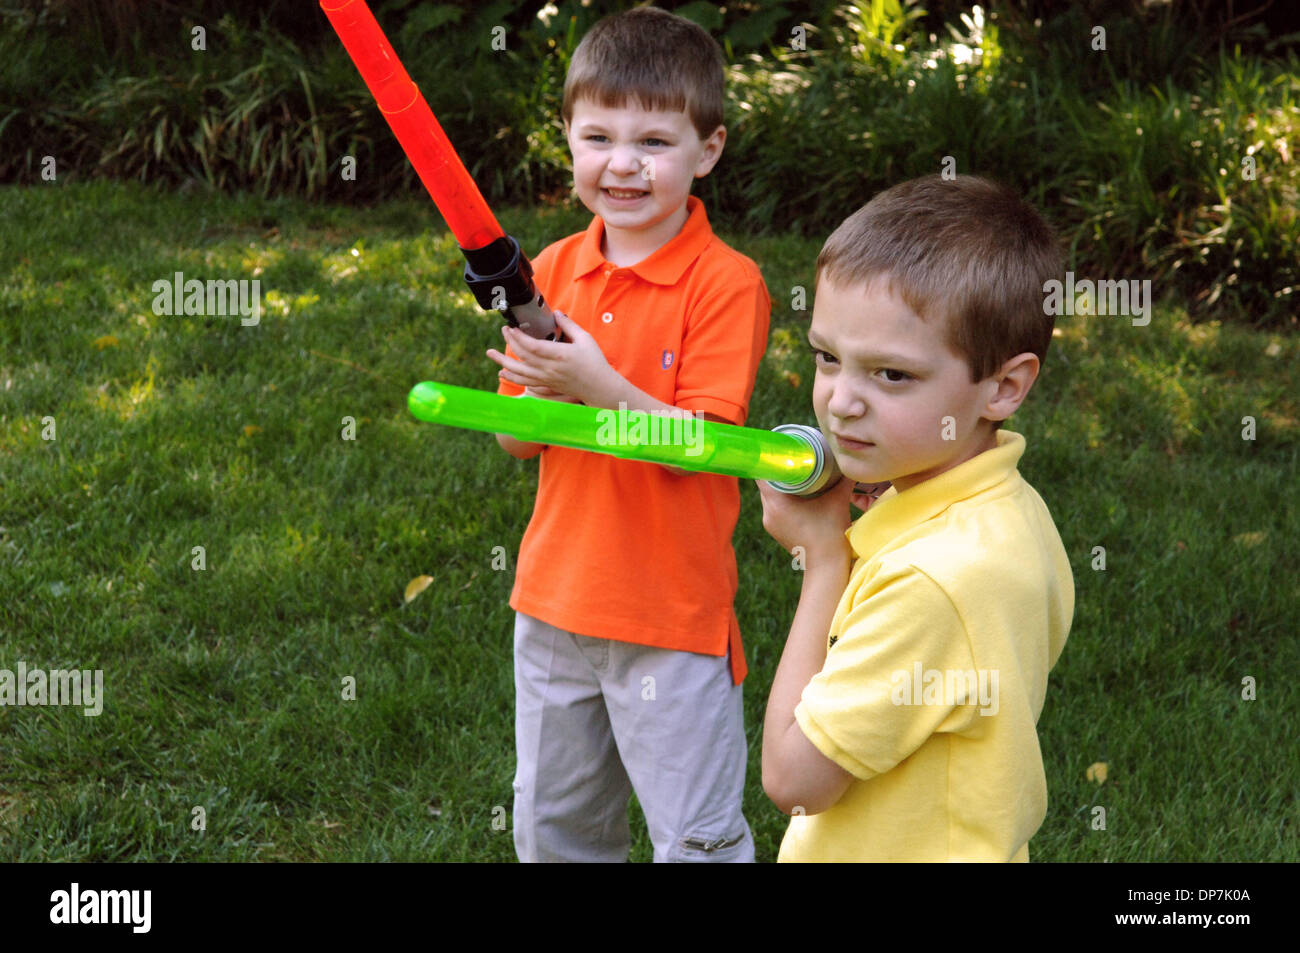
[
  {"xmin": 809, "ymin": 275, "xmax": 1006, "ymax": 493},
  {"xmin": 565, "ymin": 98, "xmax": 724, "ymax": 263}
]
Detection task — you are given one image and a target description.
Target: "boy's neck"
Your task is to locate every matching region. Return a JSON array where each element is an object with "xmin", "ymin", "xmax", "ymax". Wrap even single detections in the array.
[
  {"xmin": 891, "ymin": 423, "xmax": 1001, "ymax": 494},
  {"xmin": 600, "ymin": 201, "xmax": 691, "ymax": 267}
]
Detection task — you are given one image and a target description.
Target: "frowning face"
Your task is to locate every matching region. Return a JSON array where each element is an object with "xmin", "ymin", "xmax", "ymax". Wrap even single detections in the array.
[{"xmin": 809, "ymin": 275, "xmax": 1003, "ymax": 493}]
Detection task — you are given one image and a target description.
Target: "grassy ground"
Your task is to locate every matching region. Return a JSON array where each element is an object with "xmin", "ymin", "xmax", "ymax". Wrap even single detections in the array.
[{"xmin": 0, "ymin": 181, "xmax": 1296, "ymax": 862}]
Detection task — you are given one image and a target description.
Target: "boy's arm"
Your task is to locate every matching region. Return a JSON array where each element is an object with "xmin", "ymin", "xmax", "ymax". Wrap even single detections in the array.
[
  {"xmin": 492, "ymin": 313, "xmax": 688, "ymax": 415},
  {"xmin": 760, "ymin": 494, "xmax": 985, "ymax": 818},
  {"xmin": 756, "ymin": 479, "xmax": 856, "ymax": 815},
  {"xmin": 488, "ymin": 265, "xmax": 768, "ymax": 466},
  {"xmin": 495, "ymin": 431, "xmax": 543, "ymax": 459},
  {"xmin": 490, "ymin": 313, "xmax": 729, "ymax": 470},
  {"xmin": 491, "ymin": 244, "xmax": 558, "ymax": 459}
]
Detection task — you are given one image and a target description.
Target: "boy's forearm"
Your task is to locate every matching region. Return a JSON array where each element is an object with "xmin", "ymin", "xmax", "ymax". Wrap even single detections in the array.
[
  {"xmin": 762, "ymin": 544, "xmax": 852, "ymax": 804},
  {"xmin": 495, "ymin": 432, "xmax": 544, "ymax": 458},
  {"xmin": 585, "ymin": 365, "xmax": 677, "ymax": 416}
]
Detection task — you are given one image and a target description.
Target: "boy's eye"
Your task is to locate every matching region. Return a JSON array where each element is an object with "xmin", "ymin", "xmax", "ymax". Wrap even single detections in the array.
[
  {"xmin": 880, "ymin": 368, "xmax": 911, "ymax": 383},
  {"xmin": 809, "ymin": 345, "xmax": 837, "ymax": 365},
  {"xmin": 643, "ymin": 138, "xmax": 668, "ymax": 147}
]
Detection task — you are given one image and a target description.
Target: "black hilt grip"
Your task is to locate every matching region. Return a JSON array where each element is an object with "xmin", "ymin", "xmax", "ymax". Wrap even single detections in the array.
[{"xmin": 461, "ymin": 236, "xmax": 560, "ymax": 341}]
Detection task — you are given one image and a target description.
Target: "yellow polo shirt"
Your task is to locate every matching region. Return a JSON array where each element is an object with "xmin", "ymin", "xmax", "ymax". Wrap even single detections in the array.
[{"xmin": 780, "ymin": 431, "xmax": 1073, "ymax": 862}]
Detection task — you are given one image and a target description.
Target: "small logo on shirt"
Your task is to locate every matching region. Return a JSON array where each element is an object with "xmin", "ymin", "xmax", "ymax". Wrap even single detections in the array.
[{"xmin": 661, "ymin": 349, "xmax": 675, "ymax": 369}]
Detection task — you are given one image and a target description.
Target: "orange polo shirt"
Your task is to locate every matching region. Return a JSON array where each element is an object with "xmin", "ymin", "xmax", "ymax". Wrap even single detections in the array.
[{"xmin": 497, "ymin": 196, "xmax": 770, "ymax": 683}]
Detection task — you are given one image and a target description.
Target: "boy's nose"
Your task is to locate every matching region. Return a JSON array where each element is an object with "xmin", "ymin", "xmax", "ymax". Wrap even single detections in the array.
[
  {"xmin": 608, "ymin": 146, "xmax": 642, "ymax": 176},
  {"xmin": 827, "ymin": 385, "xmax": 866, "ymax": 420}
]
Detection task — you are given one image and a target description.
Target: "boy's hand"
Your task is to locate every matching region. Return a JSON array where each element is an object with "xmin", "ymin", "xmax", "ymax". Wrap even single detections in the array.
[
  {"xmin": 523, "ymin": 385, "xmax": 582, "ymax": 403},
  {"xmin": 756, "ymin": 476, "xmax": 857, "ymax": 564},
  {"xmin": 486, "ymin": 311, "xmax": 616, "ymax": 407},
  {"xmin": 851, "ymin": 482, "xmax": 892, "ymax": 511}
]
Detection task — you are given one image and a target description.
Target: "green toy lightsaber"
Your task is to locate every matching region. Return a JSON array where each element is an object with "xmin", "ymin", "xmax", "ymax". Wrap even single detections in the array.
[{"xmin": 409, "ymin": 381, "xmax": 841, "ymax": 496}]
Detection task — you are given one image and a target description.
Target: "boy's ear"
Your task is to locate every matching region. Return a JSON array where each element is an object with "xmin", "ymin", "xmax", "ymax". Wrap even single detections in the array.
[
  {"xmin": 982, "ymin": 352, "xmax": 1040, "ymax": 423},
  {"xmin": 694, "ymin": 125, "xmax": 726, "ymax": 178}
]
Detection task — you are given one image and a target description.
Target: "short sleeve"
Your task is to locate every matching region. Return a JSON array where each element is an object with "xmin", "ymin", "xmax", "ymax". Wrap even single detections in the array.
[
  {"xmin": 795, "ymin": 565, "xmax": 979, "ymax": 780},
  {"xmin": 673, "ymin": 264, "xmax": 770, "ymax": 425}
]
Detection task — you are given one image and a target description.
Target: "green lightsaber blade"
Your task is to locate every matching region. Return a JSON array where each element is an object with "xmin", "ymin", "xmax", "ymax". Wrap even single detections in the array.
[{"xmin": 408, "ymin": 381, "xmax": 841, "ymax": 495}]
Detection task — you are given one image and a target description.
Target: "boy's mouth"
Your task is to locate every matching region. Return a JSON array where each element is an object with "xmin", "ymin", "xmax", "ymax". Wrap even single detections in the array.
[
  {"xmin": 833, "ymin": 433, "xmax": 874, "ymax": 451},
  {"xmin": 603, "ymin": 187, "xmax": 649, "ymax": 201}
]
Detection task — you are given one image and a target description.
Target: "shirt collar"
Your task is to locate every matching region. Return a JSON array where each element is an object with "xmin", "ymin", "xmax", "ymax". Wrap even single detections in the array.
[
  {"xmin": 572, "ymin": 196, "xmax": 713, "ymax": 284},
  {"xmin": 846, "ymin": 430, "xmax": 1027, "ymax": 563}
]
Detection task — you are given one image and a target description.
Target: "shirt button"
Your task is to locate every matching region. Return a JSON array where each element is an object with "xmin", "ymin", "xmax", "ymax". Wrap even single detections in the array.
[
  {"xmin": 603, "ymin": 267, "xmax": 614, "ymax": 277},
  {"xmin": 601, "ymin": 312, "xmax": 614, "ymax": 324}
]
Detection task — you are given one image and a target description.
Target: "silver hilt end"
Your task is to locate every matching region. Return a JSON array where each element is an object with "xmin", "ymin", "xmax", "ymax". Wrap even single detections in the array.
[{"xmin": 766, "ymin": 423, "xmax": 843, "ymax": 498}]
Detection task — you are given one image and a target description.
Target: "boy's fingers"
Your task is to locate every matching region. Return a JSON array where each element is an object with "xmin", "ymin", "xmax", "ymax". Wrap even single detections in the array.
[
  {"xmin": 501, "ymin": 325, "xmax": 536, "ymax": 357},
  {"xmin": 489, "ymin": 345, "xmax": 538, "ymax": 372},
  {"xmin": 488, "ymin": 350, "xmax": 545, "ymax": 386},
  {"xmin": 552, "ymin": 311, "xmax": 582, "ymax": 337},
  {"xmin": 849, "ymin": 481, "xmax": 890, "ymax": 511},
  {"xmin": 501, "ymin": 369, "xmax": 546, "ymax": 389},
  {"xmin": 505, "ymin": 325, "xmax": 562, "ymax": 359},
  {"xmin": 486, "ymin": 347, "xmax": 526, "ymax": 373}
]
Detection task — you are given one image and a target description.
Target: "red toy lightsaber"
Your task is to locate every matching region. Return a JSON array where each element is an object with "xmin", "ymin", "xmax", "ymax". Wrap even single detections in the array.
[{"xmin": 321, "ymin": 0, "xmax": 559, "ymax": 340}]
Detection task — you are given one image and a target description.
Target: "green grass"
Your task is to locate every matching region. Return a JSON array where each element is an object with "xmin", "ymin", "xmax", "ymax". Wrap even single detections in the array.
[{"xmin": 0, "ymin": 180, "xmax": 1296, "ymax": 861}]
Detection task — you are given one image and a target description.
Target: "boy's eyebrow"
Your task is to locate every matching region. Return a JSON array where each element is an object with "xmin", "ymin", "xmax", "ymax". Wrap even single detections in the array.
[
  {"xmin": 807, "ymin": 331, "xmax": 924, "ymax": 367},
  {"xmin": 571, "ymin": 120, "xmax": 680, "ymax": 138}
]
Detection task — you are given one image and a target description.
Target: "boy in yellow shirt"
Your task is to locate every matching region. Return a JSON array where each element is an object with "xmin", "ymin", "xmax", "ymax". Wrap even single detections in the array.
[{"xmin": 757, "ymin": 175, "xmax": 1074, "ymax": 861}]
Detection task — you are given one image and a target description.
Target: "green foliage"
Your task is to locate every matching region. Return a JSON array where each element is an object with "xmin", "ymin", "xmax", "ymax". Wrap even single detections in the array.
[
  {"xmin": 1055, "ymin": 51, "xmax": 1299, "ymax": 324},
  {"xmin": 841, "ymin": 0, "xmax": 928, "ymax": 70},
  {"xmin": 1, "ymin": 2, "xmax": 1296, "ymax": 324},
  {"xmin": 709, "ymin": 9, "xmax": 1298, "ymax": 326}
]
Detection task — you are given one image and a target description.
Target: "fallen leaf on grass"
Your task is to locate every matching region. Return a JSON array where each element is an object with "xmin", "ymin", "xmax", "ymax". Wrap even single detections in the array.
[
  {"xmin": 92, "ymin": 335, "xmax": 119, "ymax": 350},
  {"xmin": 1086, "ymin": 762, "xmax": 1108, "ymax": 785},
  {"xmin": 405, "ymin": 575, "xmax": 434, "ymax": 603}
]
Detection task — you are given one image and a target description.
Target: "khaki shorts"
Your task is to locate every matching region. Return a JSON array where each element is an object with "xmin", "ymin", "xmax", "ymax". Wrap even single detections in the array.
[{"xmin": 511, "ymin": 612, "xmax": 754, "ymax": 863}]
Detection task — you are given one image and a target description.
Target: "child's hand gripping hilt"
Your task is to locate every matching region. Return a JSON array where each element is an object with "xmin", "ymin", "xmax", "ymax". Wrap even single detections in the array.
[
  {"xmin": 764, "ymin": 423, "xmax": 844, "ymax": 498},
  {"xmin": 461, "ymin": 236, "xmax": 562, "ymax": 342}
]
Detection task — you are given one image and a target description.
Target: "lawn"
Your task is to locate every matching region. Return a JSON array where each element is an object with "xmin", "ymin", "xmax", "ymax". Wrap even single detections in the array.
[{"xmin": 0, "ymin": 180, "xmax": 1295, "ymax": 861}]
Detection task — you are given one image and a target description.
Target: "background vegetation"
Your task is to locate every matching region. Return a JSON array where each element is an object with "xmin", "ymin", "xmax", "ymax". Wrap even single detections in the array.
[{"xmin": 2, "ymin": 0, "xmax": 1297, "ymax": 324}]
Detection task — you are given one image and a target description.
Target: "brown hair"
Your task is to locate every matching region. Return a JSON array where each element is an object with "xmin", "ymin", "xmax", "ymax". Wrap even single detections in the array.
[
  {"xmin": 816, "ymin": 175, "xmax": 1063, "ymax": 385},
  {"xmin": 562, "ymin": 6, "xmax": 725, "ymax": 140}
]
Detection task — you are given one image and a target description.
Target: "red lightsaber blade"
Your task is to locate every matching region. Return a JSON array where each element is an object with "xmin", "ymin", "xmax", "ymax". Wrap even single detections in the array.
[{"xmin": 321, "ymin": 0, "xmax": 559, "ymax": 339}]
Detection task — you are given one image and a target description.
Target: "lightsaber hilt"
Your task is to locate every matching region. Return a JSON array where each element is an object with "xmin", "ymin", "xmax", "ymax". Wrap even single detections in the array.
[
  {"xmin": 766, "ymin": 423, "xmax": 841, "ymax": 496},
  {"xmin": 461, "ymin": 235, "xmax": 560, "ymax": 341}
]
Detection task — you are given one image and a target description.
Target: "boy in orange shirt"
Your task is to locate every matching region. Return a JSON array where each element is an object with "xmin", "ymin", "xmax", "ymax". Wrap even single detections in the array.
[{"xmin": 485, "ymin": 7, "xmax": 770, "ymax": 863}]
